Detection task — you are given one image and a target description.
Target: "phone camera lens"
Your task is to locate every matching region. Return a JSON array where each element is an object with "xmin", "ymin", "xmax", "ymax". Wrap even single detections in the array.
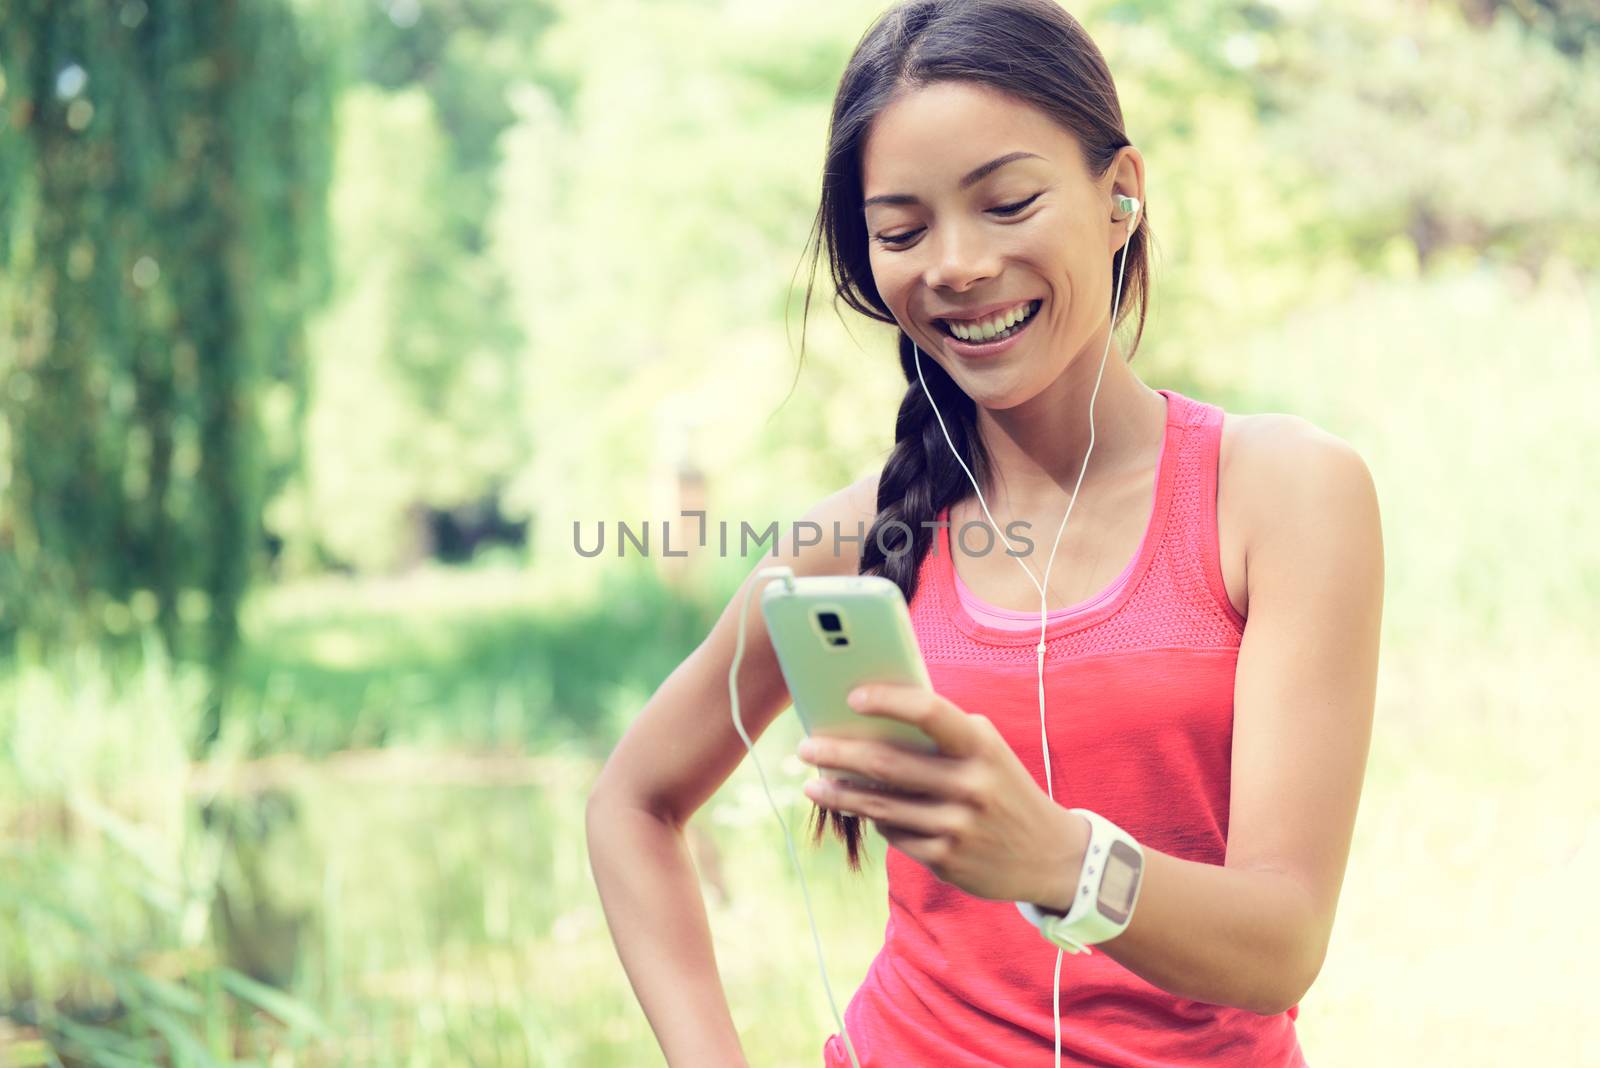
[{"xmin": 817, "ymin": 611, "xmax": 842, "ymax": 632}]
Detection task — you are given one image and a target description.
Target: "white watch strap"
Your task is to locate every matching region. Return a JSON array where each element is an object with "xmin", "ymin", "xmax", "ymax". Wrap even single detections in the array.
[{"xmin": 1015, "ymin": 808, "xmax": 1145, "ymax": 954}]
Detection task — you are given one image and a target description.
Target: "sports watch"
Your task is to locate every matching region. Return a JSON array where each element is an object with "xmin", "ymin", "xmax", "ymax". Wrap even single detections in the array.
[{"xmin": 1015, "ymin": 808, "xmax": 1145, "ymax": 955}]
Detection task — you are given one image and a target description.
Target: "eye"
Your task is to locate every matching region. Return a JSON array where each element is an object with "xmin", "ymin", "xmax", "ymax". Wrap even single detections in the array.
[
  {"xmin": 872, "ymin": 193, "xmax": 1042, "ymax": 250},
  {"xmin": 990, "ymin": 193, "xmax": 1042, "ymax": 216},
  {"xmin": 874, "ymin": 228, "xmax": 923, "ymax": 249}
]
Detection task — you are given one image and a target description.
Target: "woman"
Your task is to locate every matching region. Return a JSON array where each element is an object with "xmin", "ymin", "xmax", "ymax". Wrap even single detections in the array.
[{"xmin": 586, "ymin": 2, "xmax": 1383, "ymax": 1065}]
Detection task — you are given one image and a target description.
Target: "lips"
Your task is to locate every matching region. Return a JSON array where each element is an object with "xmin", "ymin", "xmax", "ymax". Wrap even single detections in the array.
[{"xmin": 933, "ymin": 297, "xmax": 1040, "ymax": 325}]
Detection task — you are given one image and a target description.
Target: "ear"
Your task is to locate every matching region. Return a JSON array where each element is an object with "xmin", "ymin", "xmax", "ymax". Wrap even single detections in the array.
[{"xmin": 1106, "ymin": 145, "xmax": 1146, "ymax": 253}]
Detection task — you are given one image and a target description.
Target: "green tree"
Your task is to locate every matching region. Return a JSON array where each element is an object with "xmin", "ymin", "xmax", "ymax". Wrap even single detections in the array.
[
  {"xmin": 269, "ymin": 0, "xmax": 560, "ymax": 573},
  {"xmin": 0, "ymin": 0, "xmax": 334, "ymax": 743}
]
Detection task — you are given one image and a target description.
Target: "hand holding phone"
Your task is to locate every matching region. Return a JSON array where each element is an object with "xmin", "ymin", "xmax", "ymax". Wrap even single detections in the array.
[{"xmin": 761, "ymin": 575, "xmax": 938, "ymax": 794}]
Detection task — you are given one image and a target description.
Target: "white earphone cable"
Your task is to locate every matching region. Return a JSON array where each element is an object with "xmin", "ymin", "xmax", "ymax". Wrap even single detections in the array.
[
  {"xmin": 729, "ymin": 566, "xmax": 864, "ymax": 1068},
  {"xmin": 913, "ymin": 199, "xmax": 1137, "ymax": 1066}
]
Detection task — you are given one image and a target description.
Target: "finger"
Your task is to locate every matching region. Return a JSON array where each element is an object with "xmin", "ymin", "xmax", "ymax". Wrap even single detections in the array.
[
  {"xmin": 874, "ymin": 820, "xmax": 941, "ymax": 846},
  {"xmin": 874, "ymin": 821, "xmax": 949, "ymax": 862},
  {"xmin": 802, "ymin": 738, "xmax": 959, "ymax": 799},
  {"xmin": 847, "ymin": 684, "xmax": 981, "ymax": 759},
  {"xmin": 805, "ymin": 777, "xmax": 954, "ymax": 837}
]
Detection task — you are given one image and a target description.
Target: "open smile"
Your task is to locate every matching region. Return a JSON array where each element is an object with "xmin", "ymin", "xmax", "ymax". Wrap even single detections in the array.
[
  {"xmin": 935, "ymin": 298, "xmax": 1042, "ymax": 341},
  {"xmin": 933, "ymin": 298, "xmax": 1044, "ymax": 357}
]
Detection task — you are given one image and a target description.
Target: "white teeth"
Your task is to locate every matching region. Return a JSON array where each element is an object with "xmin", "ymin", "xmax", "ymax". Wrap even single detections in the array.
[{"xmin": 947, "ymin": 301, "xmax": 1035, "ymax": 341}]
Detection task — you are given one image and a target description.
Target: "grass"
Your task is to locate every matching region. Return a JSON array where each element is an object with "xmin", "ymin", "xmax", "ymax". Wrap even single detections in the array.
[{"xmin": 230, "ymin": 558, "xmax": 717, "ymax": 758}]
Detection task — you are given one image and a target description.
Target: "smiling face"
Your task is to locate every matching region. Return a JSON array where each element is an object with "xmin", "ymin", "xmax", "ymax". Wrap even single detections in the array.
[{"xmin": 861, "ymin": 80, "xmax": 1138, "ymax": 409}]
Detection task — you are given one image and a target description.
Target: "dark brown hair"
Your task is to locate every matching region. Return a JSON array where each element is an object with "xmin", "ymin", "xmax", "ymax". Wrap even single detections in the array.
[{"xmin": 794, "ymin": 0, "xmax": 1154, "ymax": 870}]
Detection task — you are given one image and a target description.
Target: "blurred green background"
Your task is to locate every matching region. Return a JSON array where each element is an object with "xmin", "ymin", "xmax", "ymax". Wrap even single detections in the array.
[{"xmin": 2, "ymin": 0, "xmax": 1597, "ymax": 1064}]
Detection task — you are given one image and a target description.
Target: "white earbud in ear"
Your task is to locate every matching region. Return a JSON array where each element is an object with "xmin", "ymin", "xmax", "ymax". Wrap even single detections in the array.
[{"xmin": 1115, "ymin": 194, "xmax": 1141, "ymax": 225}]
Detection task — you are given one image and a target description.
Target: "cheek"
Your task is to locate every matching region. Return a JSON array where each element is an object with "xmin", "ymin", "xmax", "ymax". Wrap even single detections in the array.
[
  {"xmin": 869, "ymin": 254, "xmax": 911, "ymax": 305},
  {"xmin": 1052, "ymin": 271, "xmax": 1075, "ymax": 328},
  {"xmin": 871, "ymin": 261, "xmax": 924, "ymax": 332},
  {"xmin": 1043, "ymin": 250, "xmax": 1088, "ymax": 330}
]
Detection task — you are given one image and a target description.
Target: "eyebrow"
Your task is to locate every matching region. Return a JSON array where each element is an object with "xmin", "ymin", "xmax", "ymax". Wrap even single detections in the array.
[{"xmin": 863, "ymin": 151, "xmax": 1045, "ymax": 209}]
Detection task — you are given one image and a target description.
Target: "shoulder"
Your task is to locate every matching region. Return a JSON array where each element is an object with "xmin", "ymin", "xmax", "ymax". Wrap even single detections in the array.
[
  {"xmin": 1225, "ymin": 410, "xmax": 1376, "ymax": 511},
  {"xmin": 1223, "ymin": 410, "xmax": 1382, "ymax": 582},
  {"xmin": 784, "ymin": 468, "xmax": 883, "ymax": 579}
]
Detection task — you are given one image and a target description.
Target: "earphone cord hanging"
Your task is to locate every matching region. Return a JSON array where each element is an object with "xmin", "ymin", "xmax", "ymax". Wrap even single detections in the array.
[
  {"xmin": 913, "ymin": 204, "xmax": 1136, "ymax": 1068},
  {"xmin": 729, "ymin": 567, "xmax": 864, "ymax": 1068}
]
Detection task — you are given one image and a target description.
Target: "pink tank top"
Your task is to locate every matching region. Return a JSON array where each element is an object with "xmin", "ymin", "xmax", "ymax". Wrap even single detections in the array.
[
  {"xmin": 824, "ymin": 388, "xmax": 1307, "ymax": 1067},
  {"xmin": 949, "ymin": 407, "xmax": 1165, "ymax": 629}
]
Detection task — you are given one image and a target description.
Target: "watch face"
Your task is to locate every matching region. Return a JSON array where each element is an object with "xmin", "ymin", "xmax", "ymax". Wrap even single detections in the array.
[{"xmin": 1095, "ymin": 839, "xmax": 1142, "ymax": 924}]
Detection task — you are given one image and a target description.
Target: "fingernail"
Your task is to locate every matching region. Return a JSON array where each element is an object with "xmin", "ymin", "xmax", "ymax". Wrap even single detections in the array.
[{"xmin": 847, "ymin": 688, "xmax": 867, "ymax": 709}]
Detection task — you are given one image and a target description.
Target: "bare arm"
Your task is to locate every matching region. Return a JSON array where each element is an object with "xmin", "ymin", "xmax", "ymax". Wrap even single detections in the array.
[
  {"xmin": 585, "ymin": 474, "xmax": 879, "ymax": 1066},
  {"xmin": 583, "ymin": 800, "xmax": 751, "ymax": 1065},
  {"xmin": 1065, "ymin": 417, "xmax": 1384, "ymax": 1013}
]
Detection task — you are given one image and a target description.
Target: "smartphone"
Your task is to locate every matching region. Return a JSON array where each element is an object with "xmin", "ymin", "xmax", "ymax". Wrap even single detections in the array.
[{"xmin": 761, "ymin": 574, "xmax": 939, "ymax": 793}]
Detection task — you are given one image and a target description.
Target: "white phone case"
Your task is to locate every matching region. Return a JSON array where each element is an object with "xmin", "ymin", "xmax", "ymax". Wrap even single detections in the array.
[{"xmin": 761, "ymin": 575, "xmax": 939, "ymax": 791}]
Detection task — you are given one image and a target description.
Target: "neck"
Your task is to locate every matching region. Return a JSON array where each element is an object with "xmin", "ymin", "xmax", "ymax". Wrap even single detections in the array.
[{"xmin": 971, "ymin": 329, "xmax": 1165, "ymax": 515}]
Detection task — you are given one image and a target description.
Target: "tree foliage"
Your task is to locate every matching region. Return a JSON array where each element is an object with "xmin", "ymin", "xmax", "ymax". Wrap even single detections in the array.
[
  {"xmin": 3, "ymin": 0, "xmax": 1597, "ymax": 732},
  {"xmin": 0, "ymin": 0, "xmax": 334, "ymax": 740}
]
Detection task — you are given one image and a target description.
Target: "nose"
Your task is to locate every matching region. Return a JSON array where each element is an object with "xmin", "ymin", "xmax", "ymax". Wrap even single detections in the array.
[{"xmin": 922, "ymin": 220, "xmax": 1001, "ymax": 294}]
